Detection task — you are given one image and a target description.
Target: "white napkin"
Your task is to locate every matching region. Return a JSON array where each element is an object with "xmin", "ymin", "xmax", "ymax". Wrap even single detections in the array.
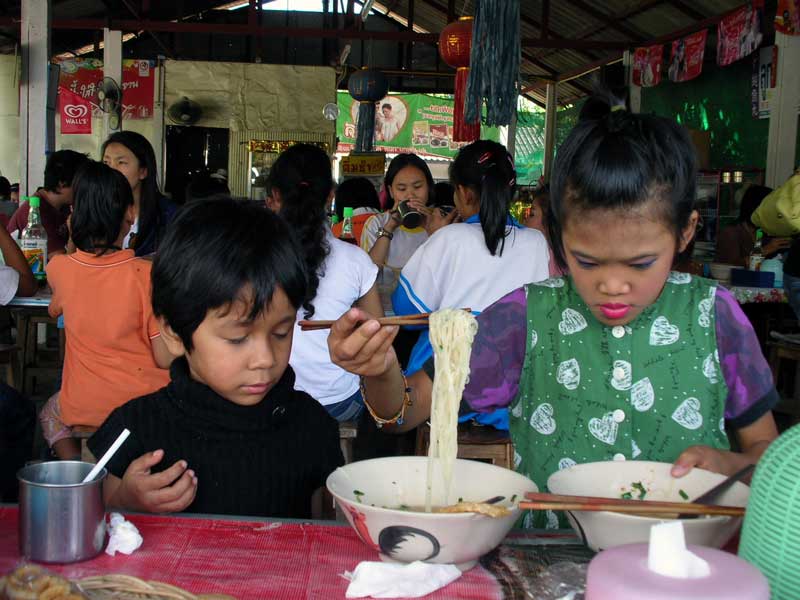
[
  {"xmin": 105, "ymin": 512, "xmax": 143, "ymax": 556},
  {"xmin": 647, "ymin": 521, "xmax": 710, "ymax": 579},
  {"xmin": 344, "ymin": 561, "xmax": 462, "ymax": 598}
]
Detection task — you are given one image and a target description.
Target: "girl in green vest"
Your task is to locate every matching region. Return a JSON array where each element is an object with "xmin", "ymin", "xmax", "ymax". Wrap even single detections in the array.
[{"xmin": 327, "ymin": 95, "xmax": 779, "ymax": 528}]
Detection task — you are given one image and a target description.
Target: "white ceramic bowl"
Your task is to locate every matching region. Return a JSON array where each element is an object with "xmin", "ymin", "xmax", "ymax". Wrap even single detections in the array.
[
  {"xmin": 710, "ymin": 262, "xmax": 739, "ymax": 281},
  {"xmin": 327, "ymin": 456, "xmax": 537, "ymax": 570},
  {"xmin": 547, "ymin": 461, "xmax": 749, "ymax": 552}
]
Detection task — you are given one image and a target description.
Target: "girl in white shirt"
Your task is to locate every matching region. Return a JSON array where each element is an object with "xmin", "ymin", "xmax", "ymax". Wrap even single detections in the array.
[{"xmin": 267, "ymin": 144, "xmax": 382, "ymax": 421}]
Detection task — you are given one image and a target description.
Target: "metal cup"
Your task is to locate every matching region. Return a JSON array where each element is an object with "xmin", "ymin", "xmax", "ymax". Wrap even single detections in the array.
[
  {"xmin": 18, "ymin": 461, "xmax": 107, "ymax": 563},
  {"xmin": 397, "ymin": 200, "xmax": 423, "ymax": 229}
]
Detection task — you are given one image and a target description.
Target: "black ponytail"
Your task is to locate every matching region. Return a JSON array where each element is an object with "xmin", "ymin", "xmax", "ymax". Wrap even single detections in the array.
[
  {"xmin": 450, "ymin": 140, "xmax": 516, "ymax": 256},
  {"xmin": 267, "ymin": 144, "xmax": 333, "ymax": 318}
]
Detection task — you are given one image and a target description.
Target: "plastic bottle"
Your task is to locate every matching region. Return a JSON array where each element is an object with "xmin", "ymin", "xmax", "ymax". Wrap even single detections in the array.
[
  {"xmin": 339, "ymin": 207, "xmax": 357, "ymax": 244},
  {"xmin": 20, "ymin": 196, "xmax": 47, "ymax": 282},
  {"xmin": 749, "ymin": 229, "xmax": 764, "ymax": 271}
]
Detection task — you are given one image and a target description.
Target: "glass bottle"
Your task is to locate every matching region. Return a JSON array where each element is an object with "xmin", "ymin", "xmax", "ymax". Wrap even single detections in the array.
[
  {"xmin": 339, "ymin": 207, "xmax": 357, "ymax": 244},
  {"xmin": 749, "ymin": 229, "xmax": 764, "ymax": 271},
  {"xmin": 20, "ymin": 196, "xmax": 48, "ymax": 282}
]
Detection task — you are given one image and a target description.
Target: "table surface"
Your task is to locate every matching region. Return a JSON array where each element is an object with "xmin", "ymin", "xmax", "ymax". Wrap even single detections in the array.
[
  {"xmin": 7, "ymin": 289, "xmax": 52, "ymax": 307},
  {"xmin": 0, "ymin": 506, "xmax": 591, "ymax": 600}
]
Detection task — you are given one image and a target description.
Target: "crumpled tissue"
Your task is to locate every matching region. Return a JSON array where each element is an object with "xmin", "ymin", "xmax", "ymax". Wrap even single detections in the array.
[
  {"xmin": 343, "ymin": 561, "xmax": 462, "ymax": 598},
  {"xmin": 105, "ymin": 512, "xmax": 143, "ymax": 556}
]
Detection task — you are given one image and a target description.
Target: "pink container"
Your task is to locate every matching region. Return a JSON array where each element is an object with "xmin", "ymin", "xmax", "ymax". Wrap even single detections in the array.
[{"xmin": 586, "ymin": 543, "xmax": 769, "ymax": 600}]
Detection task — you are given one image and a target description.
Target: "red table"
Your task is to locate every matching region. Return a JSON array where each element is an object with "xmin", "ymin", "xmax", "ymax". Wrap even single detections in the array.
[{"xmin": 0, "ymin": 506, "xmax": 511, "ymax": 599}]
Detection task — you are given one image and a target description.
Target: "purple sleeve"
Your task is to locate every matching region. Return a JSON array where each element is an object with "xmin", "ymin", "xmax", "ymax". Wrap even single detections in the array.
[
  {"xmin": 715, "ymin": 286, "xmax": 779, "ymax": 427},
  {"xmin": 462, "ymin": 287, "xmax": 528, "ymax": 412}
]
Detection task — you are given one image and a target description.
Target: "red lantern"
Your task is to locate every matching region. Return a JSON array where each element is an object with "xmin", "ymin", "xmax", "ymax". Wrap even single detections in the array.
[{"xmin": 439, "ymin": 16, "xmax": 479, "ymax": 142}]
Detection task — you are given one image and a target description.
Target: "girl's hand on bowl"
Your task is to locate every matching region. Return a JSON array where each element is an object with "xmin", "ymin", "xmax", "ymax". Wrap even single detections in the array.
[
  {"xmin": 328, "ymin": 308, "xmax": 400, "ymax": 377},
  {"xmin": 671, "ymin": 445, "xmax": 745, "ymax": 478}
]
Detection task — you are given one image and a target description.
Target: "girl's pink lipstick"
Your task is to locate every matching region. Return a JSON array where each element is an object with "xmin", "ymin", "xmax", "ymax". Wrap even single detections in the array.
[{"xmin": 600, "ymin": 303, "xmax": 631, "ymax": 319}]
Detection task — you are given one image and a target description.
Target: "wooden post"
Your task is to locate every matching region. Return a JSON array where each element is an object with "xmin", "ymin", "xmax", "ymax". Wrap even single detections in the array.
[
  {"xmin": 542, "ymin": 82, "xmax": 557, "ymax": 182},
  {"xmin": 766, "ymin": 32, "xmax": 800, "ymax": 187},
  {"xmin": 20, "ymin": 0, "xmax": 51, "ymax": 198}
]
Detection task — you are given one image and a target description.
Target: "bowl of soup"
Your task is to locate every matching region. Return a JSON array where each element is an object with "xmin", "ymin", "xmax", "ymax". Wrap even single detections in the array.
[
  {"xmin": 327, "ymin": 456, "xmax": 537, "ymax": 571},
  {"xmin": 547, "ymin": 460, "xmax": 750, "ymax": 552}
]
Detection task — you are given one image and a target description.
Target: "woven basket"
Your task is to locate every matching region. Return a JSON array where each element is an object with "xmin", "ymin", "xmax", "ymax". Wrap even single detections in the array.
[
  {"xmin": 739, "ymin": 423, "xmax": 800, "ymax": 599},
  {"xmin": 77, "ymin": 575, "xmax": 237, "ymax": 600}
]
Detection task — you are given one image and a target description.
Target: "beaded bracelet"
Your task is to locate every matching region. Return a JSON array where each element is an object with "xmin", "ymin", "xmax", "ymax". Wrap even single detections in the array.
[{"xmin": 360, "ymin": 373, "xmax": 414, "ymax": 428}]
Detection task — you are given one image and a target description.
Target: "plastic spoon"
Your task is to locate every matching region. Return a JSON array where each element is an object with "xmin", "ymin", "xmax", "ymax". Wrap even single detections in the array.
[{"xmin": 82, "ymin": 428, "xmax": 130, "ymax": 483}]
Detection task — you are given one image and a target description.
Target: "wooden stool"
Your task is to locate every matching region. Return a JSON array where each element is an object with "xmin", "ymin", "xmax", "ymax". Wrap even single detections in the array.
[
  {"xmin": 768, "ymin": 340, "xmax": 800, "ymax": 420},
  {"xmin": 72, "ymin": 426, "xmax": 97, "ymax": 463},
  {"xmin": 0, "ymin": 343, "xmax": 18, "ymax": 387},
  {"xmin": 21, "ymin": 315, "xmax": 63, "ymax": 396},
  {"xmin": 339, "ymin": 421, "xmax": 357, "ymax": 464},
  {"xmin": 415, "ymin": 421, "xmax": 514, "ymax": 469}
]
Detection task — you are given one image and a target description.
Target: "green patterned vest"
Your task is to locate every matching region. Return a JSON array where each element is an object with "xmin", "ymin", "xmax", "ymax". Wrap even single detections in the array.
[{"xmin": 510, "ymin": 272, "xmax": 730, "ymax": 529}]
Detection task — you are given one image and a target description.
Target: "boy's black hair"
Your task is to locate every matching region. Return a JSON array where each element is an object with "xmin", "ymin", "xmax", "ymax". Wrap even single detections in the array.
[
  {"xmin": 384, "ymin": 153, "xmax": 434, "ymax": 206},
  {"xmin": 449, "ymin": 139, "xmax": 516, "ymax": 256},
  {"xmin": 0, "ymin": 177, "xmax": 10, "ymax": 197},
  {"xmin": 185, "ymin": 169, "xmax": 231, "ymax": 204},
  {"xmin": 152, "ymin": 199, "xmax": 308, "ymax": 352},
  {"xmin": 71, "ymin": 161, "xmax": 134, "ymax": 255},
  {"xmin": 382, "ymin": 103, "xmax": 392, "ymax": 110},
  {"xmin": 334, "ymin": 177, "xmax": 380, "ymax": 221},
  {"xmin": 43, "ymin": 149, "xmax": 89, "ymax": 192},
  {"xmin": 432, "ymin": 182, "xmax": 455, "ymax": 208},
  {"xmin": 549, "ymin": 92, "xmax": 698, "ymax": 271},
  {"xmin": 266, "ymin": 143, "xmax": 332, "ymax": 319},
  {"xmin": 739, "ymin": 185, "xmax": 772, "ymax": 225}
]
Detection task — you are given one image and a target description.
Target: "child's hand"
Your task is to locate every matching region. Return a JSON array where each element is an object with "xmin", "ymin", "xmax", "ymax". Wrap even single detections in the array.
[
  {"xmin": 671, "ymin": 445, "xmax": 749, "ymax": 478},
  {"xmin": 426, "ymin": 207, "xmax": 458, "ymax": 236},
  {"xmin": 116, "ymin": 449, "xmax": 197, "ymax": 513},
  {"xmin": 328, "ymin": 308, "xmax": 399, "ymax": 378}
]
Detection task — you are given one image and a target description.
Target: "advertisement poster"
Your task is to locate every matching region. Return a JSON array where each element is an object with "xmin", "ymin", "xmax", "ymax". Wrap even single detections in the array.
[
  {"xmin": 751, "ymin": 46, "xmax": 777, "ymax": 119},
  {"xmin": 717, "ymin": 1, "xmax": 764, "ymax": 66},
  {"xmin": 775, "ymin": 0, "xmax": 800, "ymax": 35},
  {"xmin": 58, "ymin": 86, "xmax": 92, "ymax": 134},
  {"xmin": 632, "ymin": 44, "xmax": 663, "ymax": 87},
  {"xmin": 668, "ymin": 30, "xmax": 708, "ymax": 83},
  {"xmin": 336, "ymin": 92, "xmax": 498, "ymax": 159},
  {"xmin": 56, "ymin": 58, "xmax": 155, "ymax": 120}
]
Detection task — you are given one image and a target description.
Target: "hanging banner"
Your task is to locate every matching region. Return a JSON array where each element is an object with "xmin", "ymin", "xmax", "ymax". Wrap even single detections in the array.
[
  {"xmin": 775, "ymin": 0, "xmax": 800, "ymax": 35},
  {"xmin": 58, "ymin": 86, "xmax": 92, "ymax": 134},
  {"xmin": 668, "ymin": 30, "xmax": 708, "ymax": 83},
  {"xmin": 56, "ymin": 58, "xmax": 155, "ymax": 120},
  {"xmin": 336, "ymin": 92, "xmax": 499, "ymax": 159},
  {"xmin": 751, "ymin": 45, "xmax": 777, "ymax": 119},
  {"xmin": 632, "ymin": 44, "xmax": 664, "ymax": 87},
  {"xmin": 717, "ymin": 1, "xmax": 764, "ymax": 66}
]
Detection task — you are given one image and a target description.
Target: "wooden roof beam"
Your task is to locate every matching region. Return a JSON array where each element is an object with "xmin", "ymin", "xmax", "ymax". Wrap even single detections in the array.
[
  {"xmin": 567, "ymin": 0, "xmax": 648, "ymax": 41},
  {"xmin": 666, "ymin": 0, "xmax": 708, "ymax": 22}
]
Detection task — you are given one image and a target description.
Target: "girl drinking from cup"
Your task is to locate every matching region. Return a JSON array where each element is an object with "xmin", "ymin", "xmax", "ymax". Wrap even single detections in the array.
[{"xmin": 328, "ymin": 95, "xmax": 779, "ymax": 527}]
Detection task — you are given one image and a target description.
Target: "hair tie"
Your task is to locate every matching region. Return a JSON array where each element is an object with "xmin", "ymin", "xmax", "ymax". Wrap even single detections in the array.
[
  {"xmin": 298, "ymin": 181, "xmax": 310, "ymax": 188},
  {"xmin": 477, "ymin": 151, "xmax": 493, "ymax": 165}
]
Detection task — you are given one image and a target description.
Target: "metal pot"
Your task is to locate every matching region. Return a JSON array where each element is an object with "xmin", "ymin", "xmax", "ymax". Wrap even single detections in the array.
[{"xmin": 18, "ymin": 461, "xmax": 107, "ymax": 563}]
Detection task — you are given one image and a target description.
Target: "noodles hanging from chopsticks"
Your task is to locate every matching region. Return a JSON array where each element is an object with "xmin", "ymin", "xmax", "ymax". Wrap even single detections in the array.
[{"xmin": 425, "ymin": 308, "xmax": 478, "ymax": 512}]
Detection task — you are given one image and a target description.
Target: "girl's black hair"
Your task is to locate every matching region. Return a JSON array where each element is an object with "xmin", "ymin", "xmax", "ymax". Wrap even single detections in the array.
[
  {"xmin": 549, "ymin": 92, "xmax": 698, "ymax": 271},
  {"xmin": 449, "ymin": 139, "xmax": 516, "ymax": 256},
  {"xmin": 101, "ymin": 131, "xmax": 163, "ymax": 253},
  {"xmin": 70, "ymin": 161, "xmax": 134, "ymax": 255},
  {"xmin": 334, "ymin": 177, "xmax": 380, "ymax": 221},
  {"xmin": 267, "ymin": 143, "xmax": 333, "ymax": 319},
  {"xmin": 152, "ymin": 199, "xmax": 308, "ymax": 352},
  {"xmin": 384, "ymin": 153, "xmax": 435, "ymax": 207},
  {"xmin": 738, "ymin": 185, "xmax": 772, "ymax": 224}
]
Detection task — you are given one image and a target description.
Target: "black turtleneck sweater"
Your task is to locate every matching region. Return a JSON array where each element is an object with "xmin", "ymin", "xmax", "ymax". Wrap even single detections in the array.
[{"xmin": 88, "ymin": 358, "xmax": 343, "ymax": 519}]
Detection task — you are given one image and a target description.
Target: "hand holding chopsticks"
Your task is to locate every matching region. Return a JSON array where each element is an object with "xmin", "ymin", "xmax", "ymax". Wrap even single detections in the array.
[
  {"xmin": 519, "ymin": 491, "xmax": 745, "ymax": 518},
  {"xmin": 299, "ymin": 308, "xmax": 471, "ymax": 331}
]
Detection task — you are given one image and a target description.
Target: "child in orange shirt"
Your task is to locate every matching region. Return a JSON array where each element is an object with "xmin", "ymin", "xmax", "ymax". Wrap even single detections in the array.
[{"xmin": 40, "ymin": 161, "xmax": 173, "ymax": 459}]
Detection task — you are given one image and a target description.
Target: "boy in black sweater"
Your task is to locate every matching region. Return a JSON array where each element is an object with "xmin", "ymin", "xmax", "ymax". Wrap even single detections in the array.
[{"xmin": 89, "ymin": 199, "xmax": 343, "ymax": 518}]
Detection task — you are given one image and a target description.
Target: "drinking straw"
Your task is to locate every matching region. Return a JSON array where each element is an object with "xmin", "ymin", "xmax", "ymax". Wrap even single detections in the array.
[{"xmin": 82, "ymin": 428, "xmax": 130, "ymax": 483}]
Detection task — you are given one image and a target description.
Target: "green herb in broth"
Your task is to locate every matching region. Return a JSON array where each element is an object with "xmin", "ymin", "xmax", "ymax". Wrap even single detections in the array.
[
  {"xmin": 679, "ymin": 489, "xmax": 689, "ymax": 501},
  {"xmin": 632, "ymin": 481, "xmax": 647, "ymax": 500},
  {"xmin": 353, "ymin": 489, "xmax": 365, "ymax": 502},
  {"xmin": 510, "ymin": 494, "xmax": 517, "ymax": 503},
  {"xmin": 621, "ymin": 492, "xmax": 633, "ymax": 500}
]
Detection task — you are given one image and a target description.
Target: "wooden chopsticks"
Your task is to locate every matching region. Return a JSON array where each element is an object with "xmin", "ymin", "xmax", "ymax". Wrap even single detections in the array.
[
  {"xmin": 519, "ymin": 491, "xmax": 745, "ymax": 518},
  {"xmin": 298, "ymin": 309, "xmax": 471, "ymax": 331}
]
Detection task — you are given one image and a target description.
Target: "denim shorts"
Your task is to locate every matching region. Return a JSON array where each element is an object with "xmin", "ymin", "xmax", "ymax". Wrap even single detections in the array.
[{"xmin": 324, "ymin": 389, "xmax": 364, "ymax": 422}]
